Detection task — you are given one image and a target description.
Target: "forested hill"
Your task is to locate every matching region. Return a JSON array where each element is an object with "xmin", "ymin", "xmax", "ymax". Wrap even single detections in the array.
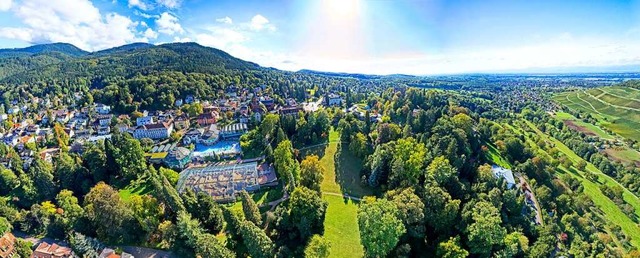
[{"xmin": 0, "ymin": 42, "xmax": 261, "ymax": 85}]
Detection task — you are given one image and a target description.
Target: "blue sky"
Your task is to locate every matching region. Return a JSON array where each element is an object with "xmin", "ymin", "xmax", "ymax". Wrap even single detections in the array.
[{"xmin": 0, "ymin": 0, "xmax": 639, "ymax": 74}]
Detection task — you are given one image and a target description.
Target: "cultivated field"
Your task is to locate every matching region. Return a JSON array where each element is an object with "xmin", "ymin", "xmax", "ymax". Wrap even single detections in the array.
[{"xmin": 552, "ymin": 86, "xmax": 640, "ymax": 142}]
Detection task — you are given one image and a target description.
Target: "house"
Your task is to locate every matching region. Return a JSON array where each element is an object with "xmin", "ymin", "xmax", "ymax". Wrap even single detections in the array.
[
  {"xmin": 175, "ymin": 99, "xmax": 184, "ymax": 107},
  {"xmin": 491, "ymin": 165, "xmax": 516, "ymax": 189},
  {"xmin": 133, "ymin": 122, "xmax": 173, "ymax": 140},
  {"xmin": 6, "ymin": 106, "xmax": 19, "ymax": 115},
  {"xmin": 174, "ymin": 115, "xmax": 190, "ymax": 130},
  {"xmin": 0, "ymin": 114, "xmax": 7, "ymax": 121},
  {"xmin": 199, "ymin": 124, "xmax": 220, "ymax": 145},
  {"xmin": 197, "ymin": 112, "xmax": 218, "ymax": 127},
  {"xmin": 326, "ymin": 93, "xmax": 343, "ymax": 106},
  {"xmin": 94, "ymin": 103, "xmax": 111, "ymax": 114},
  {"xmin": 136, "ymin": 116, "xmax": 155, "ymax": 127},
  {"xmin": 164, "ymin": 147, "xmax": 193, "ymax": 169},
  {"xmin": 31, "ymin": 242, "xmax": 73, "ymax": 258},
  {"xmin": 54, "ymin": 110, "xmax": 74, "ymax": 124},
  {"xmin": 259, "ymin": 96, "xmax": 275, "ymax": 111},
  {"xmin": 0, "ymin": 232, "xmax": 15, "ymax": 258},
  {"xmin": 183, "ymin": 128, "xmax": 205, "ymax": 145},
  {"xmin": 278, "ymin": 106, "xmax": 302, "ymax": 118},
  {"xmin": 238, "ymin": 114, "xmax": 250, "ymax": 124},
  {"xmin": 98, "ymin": 248, "xmax": 134, "ymax": 258},
  {"xmin": 95, "ymin": 114, "xmax": 113, "ymax": 127}
]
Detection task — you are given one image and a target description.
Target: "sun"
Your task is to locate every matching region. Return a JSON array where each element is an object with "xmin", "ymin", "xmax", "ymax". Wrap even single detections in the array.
[{"xmin": 324, "ymin": 0, "xmax": 361, "ymax": 17}]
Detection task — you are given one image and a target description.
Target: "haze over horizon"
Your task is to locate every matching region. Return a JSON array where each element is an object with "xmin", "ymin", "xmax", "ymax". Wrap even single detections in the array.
[{"xmin": 0, "ymin": 0, "xmax": 639, "ymax": 75}]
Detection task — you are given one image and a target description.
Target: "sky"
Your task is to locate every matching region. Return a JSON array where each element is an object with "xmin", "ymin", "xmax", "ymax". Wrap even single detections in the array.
[{"xmin": 0, "ymin": 0, "xmax": 639, "ymax": 75}]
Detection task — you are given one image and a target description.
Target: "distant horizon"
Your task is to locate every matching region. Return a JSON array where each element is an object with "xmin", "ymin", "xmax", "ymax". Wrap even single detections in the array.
[{"xmin": 2, "ymin": 40, "xmax": 640, "ymax": 77}]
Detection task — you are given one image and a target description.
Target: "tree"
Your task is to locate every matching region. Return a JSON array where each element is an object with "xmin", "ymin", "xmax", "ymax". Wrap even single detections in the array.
[
  {"xmin": 349, "ymin": 132, "xmax": 369, "ymax": 158},
  {"xmin": 422, "ymin": 183, "xmax": 460, "ymax": 233},
  {"xmin": 289, "ymin": 187, "xmax": 327, "ymax": 241},
  {"xmin": 84, "ymin": 182, "xmax": 137, "ymax": 243},
  {"xmin": 240, "ymin": 190, "xmax": 262, "ymax": 226},
  {"xmin": 437, "ymin": 236, "xmax": 469, "ymax": 258},
  {"xmin": 466, "ymin": 201, "xmax": 506, "ymax": 256},
  {"xmin": 28, "ymin": 157, "xmax": 57, "ymax": 201},
  {"xmin": 0, "ymin": 167, "xmax": 18, "ymax": 195},
  {"xmin": 82, "ymin": 142, "xmax": 108, "ymax": 183},
  {"xmin": 389, "ymin": 137, "xmax": 426, "ymax": 188},
  {"xmin": 0, "ymin": 217, "xmax": 11, "ymax": 234},
  {"xmin": 105, "ymin": 132, "xmax": 147, "ymax": 181},
  {"xmin": 300, "ymin": 155, "xmax": 324, "ymax": 193},
  {"xmin": 182, "ymin": 190, "xmax": 223, "ymax": 234},
  {"xmin": 240, "ymin": 220, "xmax": 275, "ymax": 258},
  {"xmin": 427, "ymin": 156, "xmax": 457, "ymax": 186},
  {"xmin": 357, "ymin": 197, "xmax": 405, "ymax": 258},
  {"xmin": 53, "ymin": 123, "xmax": 69, "ymax": 149},
  {"xmin": 274, "ymin": 140, "xmax": 300, "ymax": 192},
  {"xmin": 386, "ymin": 187, "xmax": 425, "ymax": 238},
  {"xmin": 128, "ymin": 195, "xmax": 163, "ymax": 237},
  {"xmin": 55, "ymin": 190, "xmax": 83, "ymax": 231},
  {"xmin": 304, "ymin": 235, "xmax": 331, "ymax": 258},
  {"xmin": 575, "ymin": 160, "xmax": 587, "ymax": 171},
  {"xmin": 176, "ymin": 211, "xmax": 234, "ymax": 258}
]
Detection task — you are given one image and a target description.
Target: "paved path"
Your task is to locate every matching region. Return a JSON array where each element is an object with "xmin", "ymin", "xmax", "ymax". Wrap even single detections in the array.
[
  {"xmin": 322, "ymin": 191, "xmax": 362, "ymax": 201},
  {"xmin": 12, "ymin": 231, "xmax": 64, "ymax": 246}
]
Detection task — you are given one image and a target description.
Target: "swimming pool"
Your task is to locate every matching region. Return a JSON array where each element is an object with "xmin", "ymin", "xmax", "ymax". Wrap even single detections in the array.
[{"xmin": 192, "ymin": 140, "xmax": 242, "ymax": 157}]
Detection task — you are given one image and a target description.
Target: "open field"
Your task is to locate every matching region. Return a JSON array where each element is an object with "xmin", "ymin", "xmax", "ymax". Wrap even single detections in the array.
[
  {"xmin": 301, "ymin": 129, "xmax": 371, "ymax": 258},
  {"xmin": 552, "ymin": 87, "xmax": 640, "ymax": 142},
  {"xmin": 554, "ymin": 112, "xmax": 614, "ymax": 140},
  {"xmin": 523, "ymin": 120, "xmax": 640, "ymax": 248}
]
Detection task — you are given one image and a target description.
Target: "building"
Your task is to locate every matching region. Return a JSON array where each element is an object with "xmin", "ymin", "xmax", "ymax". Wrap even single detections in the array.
[
  {"xmin": 279, "ymin": 106, "xmax": 302, "ymax": 118},
  {"xmin": 197, "ymin": 112, "xmax": 218, "ymax": 127},
  {"xmin": 176, "ymin": 160, "xmax": 277, "ymax": 203},
  {"xmin": 94, "ymin": 103, "xmax": 111, "ymax": 114},
  {"xmin": 136, "ymin": 116, "xmax": 155, "ymax": 127},
  {"xmin": 326, "ymin": 93, "xmax": 343, "ymax": 106},
  {"xmin": 491, "ymin": 165, "xmax": 516, "ymax": 189},
  {"xmin": 174, "ymin": 115, "xmax": 190, "ymax": 130},
  {"xmin": 98, "ymin": 248, "xmax": 133, "ymax": 258},
  {"xmin": 31, "ymin": 242, "xmax": 73, "ymax": 258},
  {"xmin": 133, "ymin": 122, "xmax": 173, "ymax": 140},
  {"xmin": 164, "ymin": 147, "xmax": 192, "ymax": 169},
  {"xmin": 220, "ymin": 123, "xmax": 248, "ymax": 139},
  {"xmin": 182, "ymin": 128, "xmax": 205, "ymax": 145},
  {"xmin": 0, "ymin": 232, "xmax": 15, "ymax": 258}
]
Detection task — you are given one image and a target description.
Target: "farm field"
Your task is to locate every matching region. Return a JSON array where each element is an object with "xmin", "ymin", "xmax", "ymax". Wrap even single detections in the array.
[
  {"xmin": 554, "ymin": 111, "xmax": 614, "ymax": 140},
  {"xmin": 552, "ymin": 87, "xmax": 640, "ymax": 142},
  {"xmin": 523, "ymin": 120, "xmax": 640, "ymax": 248}
]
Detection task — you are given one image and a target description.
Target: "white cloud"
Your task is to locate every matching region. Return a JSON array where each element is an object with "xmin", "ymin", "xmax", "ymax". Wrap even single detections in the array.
[
  {"xmin": 195, "ymin": 27, "xmax": 246, "ymax": 49},
  {"xmin": 0, "ymin": 0, "xmax": 145, "ymax": 51},
  {"xmin": 156, "ymin": 0, "xmax": 180, "ymax": 9},
  {"xmin": 156, "ymin": 12, "xmax": 184, "ymax": 35},
  {"xmin": 249, "ymin": 14, "xmax": 275, "ymax": 32},
  {"xmin": 216, "ymin": 16, "xmax": 233, "ymax": 24},
  {"xmin": 0, "ymin": 0, "xmax": 12, "ymax": 11},
  {"xmin": 128, "ymin": 0, "xmax": 148, "ymax": 10},
  {"xmin": 143, "ymin": 28, "xmax": 158, "ymax": 39}
]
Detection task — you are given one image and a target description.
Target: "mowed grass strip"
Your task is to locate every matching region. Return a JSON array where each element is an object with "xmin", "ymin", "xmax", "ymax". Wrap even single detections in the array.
[
  {"xmin": 312, "ymin": 128, "xmax": 366, "ymax": 258},
  {"xmin": 524, "ymin": 120, "xmax": 640, "ymax": 247}
]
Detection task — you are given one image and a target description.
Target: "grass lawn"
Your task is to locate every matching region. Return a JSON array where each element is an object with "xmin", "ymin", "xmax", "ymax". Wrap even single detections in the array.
[
  {"xmin": 323, "ymin": 195, "xmax": 364, "ymax": 258},
  {"xmin": 524, "ymin": 120, "xmax": 640, "ymax": 247},
  {"xmin": 304, "ymin": 128, "xmax": 370, "ymax": 258},
  {"xmin": 118, "ymin": 180, "xmax": 153, "ymax": 202},
  {"xmin": 483, "ymin": 142, "xmax": 512, "ymax": 169}
]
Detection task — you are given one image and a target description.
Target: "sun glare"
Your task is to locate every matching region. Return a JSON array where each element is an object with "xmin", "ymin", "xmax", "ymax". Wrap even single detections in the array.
[{"xmin": 325, "ymin": 0, "xmax": 361, "ymax": 17}]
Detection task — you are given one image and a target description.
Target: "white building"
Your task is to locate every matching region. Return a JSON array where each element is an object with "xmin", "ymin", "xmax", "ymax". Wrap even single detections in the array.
[
  {"xmin": 326, "ymin": 93, "xmax": 343, "ymax": 106},
  {"xmin": 491, "ymin": 165, "xmax": 516, "ymax": 189},
  {"xmin": 136, "ymin": 116, "xmax": 155, "ymax": 127},
  {"xmin": 133, "ymin": 122, "xmax": 173, "ymax": 140},
  {"xmin": 95, "ymin": 103, "xmax": 111, "ymax": 114}
]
